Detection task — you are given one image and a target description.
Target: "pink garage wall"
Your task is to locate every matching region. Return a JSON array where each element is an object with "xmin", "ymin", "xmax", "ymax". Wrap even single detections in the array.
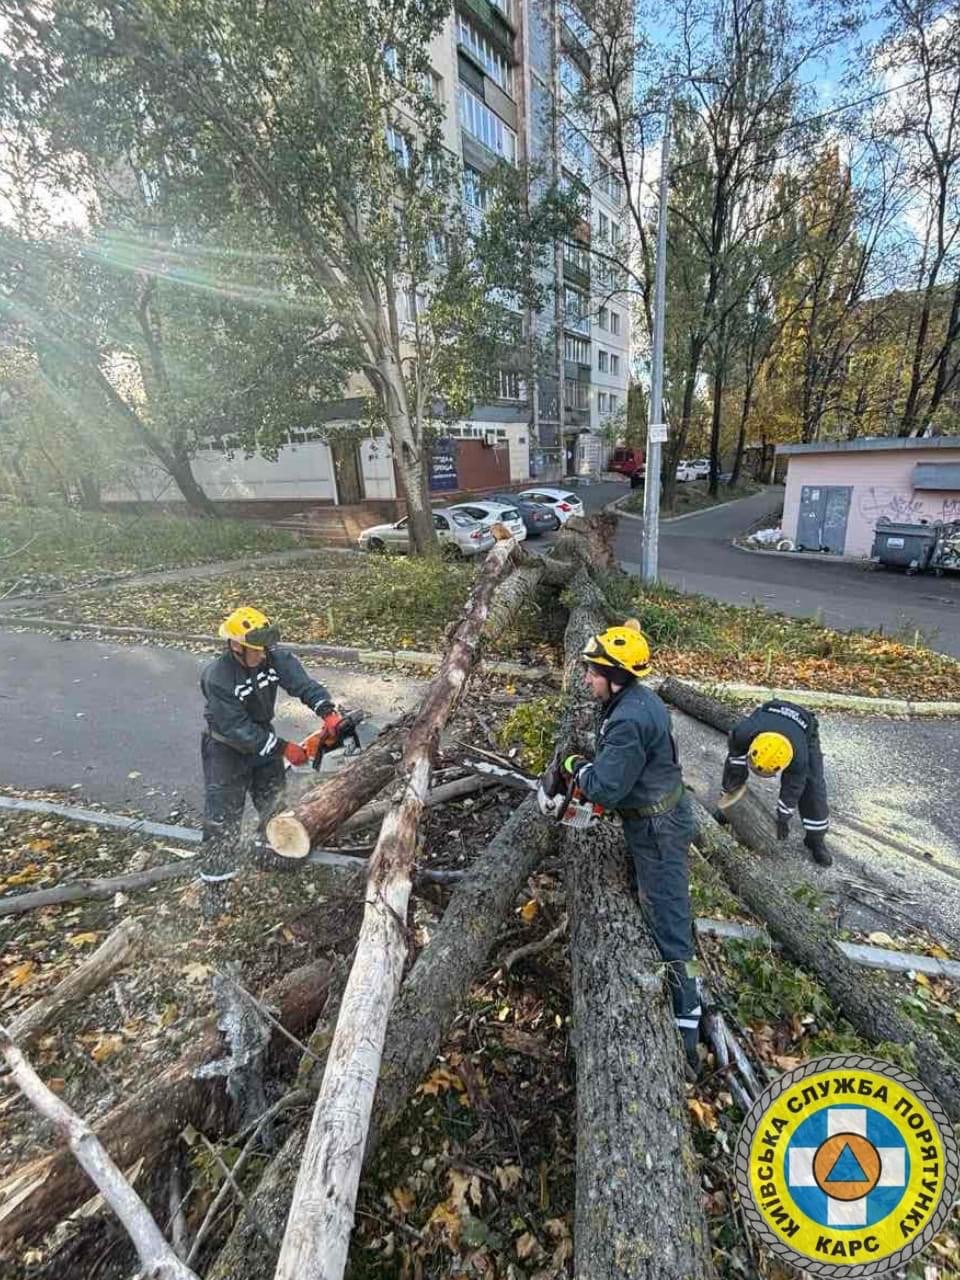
[{"xmin": 782, "ymin": 447, "xmax": 960, "ymax": 557}]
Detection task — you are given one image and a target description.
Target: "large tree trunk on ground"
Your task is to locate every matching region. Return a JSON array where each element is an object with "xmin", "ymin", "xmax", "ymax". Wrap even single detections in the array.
[
  {"xmin": 8, "ymin": 919, "xmax": 143, "ymax": 1049},
  {"xmin": 266, "ymin": 723, "xmax": 406, "ymax": 857},
  {"xmin": 208, "ymin": 795, "xmax": 555, "ymax": 1280},
  {"xmin": 274, "ymin": 536, "xmax": 518, "ymax": 1280},
  {"xmin": 717, "ymin": 783, "xmax": 780, "ymax": 851},
  {"xmin": 691, "ymin": 798, "xmax": 960, "ymax": 1122},
  {"xmin": 561, "ymin": 571, "xmax": 714, "ymax": 1280},
  {"xmin": 658, "ymin": 677, "xmax": 738, "ymax": 735},
  {"xmin": 0, "ymin": 960, "xmax": 331, "ymax": 1254}
]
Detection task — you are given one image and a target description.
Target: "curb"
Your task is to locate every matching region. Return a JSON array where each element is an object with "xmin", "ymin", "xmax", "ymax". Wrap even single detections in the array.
[
  {"xmin": 731, "ymin": 540, "xmax": 868, "ymax": 566},
  {"xmin": 673, "ymin": 676, "xmax": 960, "ymax": 718},
  {"xmin": 0, "ymin": 616, "xmax": 551, "ymax": 681},
  {"xmin": 605, "ymin": 489, "xmax": 767, "ymax": 524}
]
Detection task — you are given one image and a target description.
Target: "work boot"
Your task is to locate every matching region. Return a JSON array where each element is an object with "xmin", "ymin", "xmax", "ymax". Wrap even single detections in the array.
[
  {"xmin": 804, "ymin": 834, "xmax": 833, "ymax": 868},
  {"xmin": 200, "ymin": 879, "xmax": 230, "ymax": 922}
]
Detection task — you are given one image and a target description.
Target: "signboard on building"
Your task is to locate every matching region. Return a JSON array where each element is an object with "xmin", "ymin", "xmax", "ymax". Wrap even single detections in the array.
[{"xmin": 429, "ymin": 437, "xmax": 458, "ymax": 492}]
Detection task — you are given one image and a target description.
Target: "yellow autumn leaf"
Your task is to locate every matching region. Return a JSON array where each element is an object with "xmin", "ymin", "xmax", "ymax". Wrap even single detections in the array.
[
  {"xmin": 90, "ymin": 1033, "xmax": 124, "ymax": 1063},
  {"xmin": 520, "ymin": 899, "xmax": 539, "ymax": 923},
  {"xmin": 687, "ymin": 1097, "xmax": 719, "ymax": 1131},
  {"xmin": 5, "ymin": 864, "xmax": 41, "ymax": 887},
  {"xmin": 914, "ymin": 972, "xmax": 931, "ymax": 987},
  {"xmin": 5, "ymin": 961, "xmax": 36, "ymax": 991},
  {"xmin": 927, "ymin": 944, "xmax": 951, "ymax": 960},
  {"xmin": 418, "ymin": 1065, "xmax": 465, "ymax": 1097},
  {"xmin": 387, "ymin": 1184, "xmax": 415, "ymax": 1217},
  {"xmin": 67, "ymin": 932, "xmax": 100, "ymax": 948},
  {"xmin": 425, "ymin": 1200, "xmax": 462, "ymax": 1247},
  {"xmin": 26, "ymin": 840, "xmax": 52, "ymax": 854}
]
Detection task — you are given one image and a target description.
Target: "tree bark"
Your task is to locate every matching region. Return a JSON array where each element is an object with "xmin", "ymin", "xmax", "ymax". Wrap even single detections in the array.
[
  {"xmin": 208, "ymin": 795, "xmax": 556, "ymax": 1280},
  {"xmin": 338, "ymin": 773, "xmax": 496, "ymax": 836},
  {"xmin": 8, "ymin": 919, "xmax": 144, "ymax": 1049},
  {"xmin": 560, "ymin": 571, "xmax": 714, "ymax": 1280},
  {"xmin": 658, "ymin": 677, "xmax": 738, "ymax": 735},
  {"xmin": 0, "ymin": 862, "xmax": 193, "ymax": 919},
  {"xmin": 0, "ymin": 959, "xmax": 331, "ymax": 1254},
  {"xmin": 716, "ymin": 783, "xmax": 779, "ymax": 851},
  {"xmin": 266, "ymin": 722, "xmax": 407, "ymax": 858},
  {"xmin": 274, "ymin": 536, "xmax": 518, "ymax": 1280},
  {"xmin": 691, "ymin": 798, "xmax": 960, "ymax": 1122}
]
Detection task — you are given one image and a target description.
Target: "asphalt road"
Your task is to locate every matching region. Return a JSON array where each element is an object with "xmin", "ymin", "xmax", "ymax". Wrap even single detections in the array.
[
  {"xmin": 569, "ymin": 481, "xmax": 960, "ymax": 657},
  {"xmin": 0, "ymin": 631, "xmax": 425, "ymax": 821}
]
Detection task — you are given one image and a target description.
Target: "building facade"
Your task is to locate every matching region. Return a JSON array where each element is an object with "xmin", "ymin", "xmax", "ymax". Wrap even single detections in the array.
[{"xmin": 778, "ymin": 437, "xmax": 960, "ymax": 558}]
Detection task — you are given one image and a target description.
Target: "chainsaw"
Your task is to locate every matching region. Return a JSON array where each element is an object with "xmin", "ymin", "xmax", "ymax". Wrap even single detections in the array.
[
  {"xmin": 464, "ymin": 750, "xmax": 604, "ymax": 830},
  {"xmin": 295, "ymin": 708, "xmax": 367, "ymax": 771}
]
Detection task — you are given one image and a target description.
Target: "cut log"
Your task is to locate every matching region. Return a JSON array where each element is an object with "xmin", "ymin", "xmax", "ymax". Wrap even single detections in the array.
[
  {"xmin": 0, "ymin": 959, "xmax": 332, "ymax": 1254},
  {"xmin": 691, "ymin": 797, "xmax": 960, "ymax": 1122},
  {"xmin": 208, "ymin": 794, "xmax": 555, "ymax": 1280},
  {"xmin": 658, "ymin": 677, "xmax": 738, "ymax": 735},
  {"xmin": 274, "ymin": 536, "xmax": 518, "ymax": 1280},
  {"xmin": 265, "ymin": 721, "xmax": 406, "ymax": 859},
  {"xmin": 560, "ymin": 570, "xmax": 715, "ymax": 1280},
  {"xmin": 8, "ymin": 919, "xmax": 144, "ymax": 1049},
  {"xmin": 716, "ymin": 782, "xmax": 780, "ymax": 850}
]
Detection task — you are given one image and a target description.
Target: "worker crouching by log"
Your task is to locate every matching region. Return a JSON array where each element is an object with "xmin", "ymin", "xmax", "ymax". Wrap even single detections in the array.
[
  {"xmin": 550, "ymin": 620, "xmax": 702, "ymax": 1068},
  {"xmin": 720, "ymin": 700, "xmax": 832, "ymax": 867},
  {"xmin": 198, "ymin": 605, "xmax": 343, "ymax": 921}
]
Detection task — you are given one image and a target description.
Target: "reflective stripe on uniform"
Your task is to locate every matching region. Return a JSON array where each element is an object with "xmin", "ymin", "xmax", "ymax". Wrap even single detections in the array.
[
  {"xmin": 259, "ymin": 732, "xmax": 278, "ymax": 757},
  {"xmin": 675, "ymin": 1006, "xmax": 702, "ymax": 1029},
  {"xmin": 802, "ymin": 818, "xmax": 829, "ymax": 829},
  {"xmin": 777, "ymin": 801, "xmax": 795, "ymax": 815}
]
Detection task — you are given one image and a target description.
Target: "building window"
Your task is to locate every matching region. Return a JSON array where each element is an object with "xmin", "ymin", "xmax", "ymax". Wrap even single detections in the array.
[
  {"xmin": 565, "ymin": 379, "xmax": 590, "ymax": 410},
  {"xmin": 496, "ymin": 369, "xmax": 522, "ymax": 399},
  {"xmin": 598, "ymin": 391, "xmax": 608, "ymax": 414},
  {"xmin": 609, "ymin": 309, "xmax": 620, "ymax": 335},
  {"xmin": 463, "ymin": 165, "xmax": 488, "ymax": 210},
  {"xmin": 564, "ymin": 286, "xmax": 589, "ymax": 334},
  {"xmin": 610, "ymin": 353, "xmax": 620, "ymax": 375},
  {"xmin": 565, "ymin": 334, "xmax": 590, "ymax": 363},
  {"xmin": 458, "ymin": 85, "xmax": 517, "ymax": 161},
  {"xmin": 610, "ymin": 220, "xmax": 623, "ymax": 245},
  {"xmin": 564, "ymin": 241, "xmax": 590, "ymax": 274},
  {"xmin": 425, "ymin": 70, "xmax": 443, "ymax": 100},
  {"xmin": 559, "ymin": 55, "xmax": 585, "ymax": 98},
  {"xmin": 609, "ymin": 393, "xmax": 618, "ymax": 413},
  {"xmin": 597, "ymin": 305, "xmax": 609, "ymax": 330},
  {"xmin": 489, "ymin": 0, "xmax": 513, "ymax": 17},
  {"xmin": 384, "ymin": 45, "xmax": 399, "ymax": 77},
  {"xmin": 597, "ymin": 210, "xmax": 609, "ymax": 241},
  {"xmin": 457, "ymin": 15, "xmax": 512, "ymax": 92},
  {"xmin": 385, "ymin": 125, "xmax": 411, "ymax": 171},
  {"xmin": 597, "ymin": 348, "xmax": 609, "ymax": 372}
]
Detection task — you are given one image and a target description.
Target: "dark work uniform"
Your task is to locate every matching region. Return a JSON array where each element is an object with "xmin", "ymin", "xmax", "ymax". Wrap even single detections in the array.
[
  {"xmin": 721, "ymin": 700, "xmax": 829, "ymax": 838},
  {"xmin": 199, "ymin": 647, "xmax": 332, "ymax": 883},
  {"xmin": 571, "ymin": 683, "xmax": 700, "ymax": 1047}
]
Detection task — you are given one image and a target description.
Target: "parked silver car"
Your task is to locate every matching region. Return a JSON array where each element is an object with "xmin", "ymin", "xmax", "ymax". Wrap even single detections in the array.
[
  {"xmin": 357, "ymin": 508, "xmax": 494, "ymax": 557},
  {"xmin": 450, "ymin": 500, "xmax": 528, "ymax": 542}
]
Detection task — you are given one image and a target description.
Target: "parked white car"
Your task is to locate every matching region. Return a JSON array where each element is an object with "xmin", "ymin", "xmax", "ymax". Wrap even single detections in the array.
[
  {"xmin": 357, "ymin": 508, "xmax": 494, "ymax": 557},
  {"xmin": 517, "ymin": 487, "xmax": 585, "ymax": 524},
  {"xmin": 676, "ymin": 457, "xmax": 710, "ymax": 482},
  {"xmin": 450, "ymin": 500, "xmax": 528, "ymax": 543}
]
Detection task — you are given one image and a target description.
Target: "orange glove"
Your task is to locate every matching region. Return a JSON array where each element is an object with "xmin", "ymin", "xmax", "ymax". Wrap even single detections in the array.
[
  {"xmin": 301, "ymin": 730, "xmax": 325, "ymax": 761},
  {"xmin": 283, "ymin": 741, "xmax": 309, "ymax": 766}
]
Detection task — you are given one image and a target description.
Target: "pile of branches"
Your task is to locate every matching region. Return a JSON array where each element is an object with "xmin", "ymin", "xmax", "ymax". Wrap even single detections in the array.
[{"xmin": 3, "ymin": 515, "xmax": 957, "ymax": 1280}]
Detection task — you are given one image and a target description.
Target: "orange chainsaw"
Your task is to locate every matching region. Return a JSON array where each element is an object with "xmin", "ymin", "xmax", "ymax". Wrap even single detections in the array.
[{"xmin": 297, "ymin": 708, "xmax": 366, "ymax": 771}]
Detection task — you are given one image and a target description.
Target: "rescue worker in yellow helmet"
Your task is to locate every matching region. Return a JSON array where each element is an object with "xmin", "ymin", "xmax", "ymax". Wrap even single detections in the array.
[
  {"xmin": 550, "ymin": 619, "xmax": 702, "ymax": 1069},
  {"xmin": 721, "ymin": 700, "xmax": 832, "ymax": 866},
  {"xmin": 198, "ymin": 606, "xmax": 341, "ymax": 919}
]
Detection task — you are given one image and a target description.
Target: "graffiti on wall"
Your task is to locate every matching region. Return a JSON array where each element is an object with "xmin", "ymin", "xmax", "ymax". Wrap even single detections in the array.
[{"xmin": 858, "ymin": 487, "xmax": 960, "ymax": 525}]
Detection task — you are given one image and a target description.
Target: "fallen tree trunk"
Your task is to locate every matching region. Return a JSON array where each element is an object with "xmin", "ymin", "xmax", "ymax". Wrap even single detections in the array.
[
  {"xmin": 8, "ymin": 919, "xmax": 144, "ymax": 1049},
  {"xmin": 265, "ymin": 721, "xmax": 406, "ymax": 858},
  {"xmin": 0, "ymin": 863, "xmax": 191, "ymax": 918},
  {"xmin": 692, "ymin": 797, "xmax": 960, "ymax": 1122},
  {"xmin": 274, "ymin": 535, "xmax": 518, "ymax": 1280},
  {"xmin": 207, "ymin": 795, "xmax": 555, "ymax": 1280},
  {"xmin": 561, "ymin": 570, "xmax": 715, "ymax": 1280},
  {"xmin": 716, "ymin": 782, "xmax": 780, "ymax": 851},
  {"xmin": 0, "ymin": 959, "xmax": 332, "ymax": 1254},
  {"xmin": 658, "ymin": 677, "xmax": 738, "ymax": 735}
]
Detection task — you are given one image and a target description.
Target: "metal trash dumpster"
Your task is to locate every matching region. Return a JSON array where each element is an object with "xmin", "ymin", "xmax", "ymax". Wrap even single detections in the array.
[
  {"xmin": 931, "ymin": 521, "xmax": 960, "ymax": 574},
  {"xmin": 871, "ymin": 520, "xmax": 941, "ymax": 573}
]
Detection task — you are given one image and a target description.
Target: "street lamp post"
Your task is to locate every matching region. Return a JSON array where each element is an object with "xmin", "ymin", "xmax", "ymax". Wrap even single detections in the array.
[{"xmin": 642, "ymin": 100, "xmax": 672, "ymax": 583}]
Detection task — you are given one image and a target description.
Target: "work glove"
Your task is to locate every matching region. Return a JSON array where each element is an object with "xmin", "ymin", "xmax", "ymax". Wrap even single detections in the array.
[
  {"xmin": 316, "ymin": 700, "xmax": 336, "ymax": 718},
  {"xmin": 775, "ymin": 812, "xmax": 791, "ymax": 841},
  {"xmin": 320, "ymin": 709, "xmax": 345, "ymax": 742},
  {"xmin": 282, "ymin": 740, "xmax": 309, "ymax": 767},
  {"xmin": 561, "ymin": 753, "xmax": 587, "ymax": 780},
  {"xmin": 536, "ymin": 781, "xmax": 565, "ymax": 819}
]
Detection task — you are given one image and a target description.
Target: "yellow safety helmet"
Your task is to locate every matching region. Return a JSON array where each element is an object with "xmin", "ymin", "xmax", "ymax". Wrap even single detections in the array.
[
  {"xmin": 218, "ymin": 605, "xmax": 280, "ymax": 649},
  {"xmin": 748, "ymin": 731, "xmax": 794, "ymax": 776},
  {"xmin": 581, "ymin": 617, "xmax": 652, "ymax": 678}
]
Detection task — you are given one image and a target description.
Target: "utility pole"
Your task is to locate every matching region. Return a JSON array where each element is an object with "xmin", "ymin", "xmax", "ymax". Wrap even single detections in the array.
[{"xmin": 642, "ymin": 100, "xmax": 672, "ymax": 583}]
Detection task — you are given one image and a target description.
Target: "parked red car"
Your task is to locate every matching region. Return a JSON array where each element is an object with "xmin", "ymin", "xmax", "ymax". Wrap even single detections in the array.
[{"xmin": 609, "ymin": 447, "xmax": 645, "ymax": 477}]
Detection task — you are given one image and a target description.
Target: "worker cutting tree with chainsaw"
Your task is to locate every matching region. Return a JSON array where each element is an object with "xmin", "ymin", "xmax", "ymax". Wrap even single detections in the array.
[
  {"xmin": 198, "ymin": 605, "xmax": 357, "ymax": 920},
  {"xmin": 538, "ymin": 619, "xmax": 702, "ymax": 1069},
  {"xmin": 720, "ymin": 699, "xmax": 832, "ymax": 867}
]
